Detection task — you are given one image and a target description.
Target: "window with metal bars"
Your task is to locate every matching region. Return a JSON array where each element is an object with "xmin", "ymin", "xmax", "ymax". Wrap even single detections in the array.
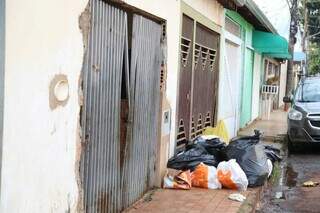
[
  {"xmin": 194, "ymin": 43, "xmax": 217, "ymax": 71},
  {"xmin": 181, "ymin": 36, "xmax": 191, "ymax": 67},
  {"xmin": 194, "ymin": 43, "xmax": 201, "ymax": 68},
  {"xmin": 201, "ymin": 46, "xmax": 209, "ymax": 70},
  {"xmin": 208, "ymin": 49, "xmax": 217, "ymax": 72}
]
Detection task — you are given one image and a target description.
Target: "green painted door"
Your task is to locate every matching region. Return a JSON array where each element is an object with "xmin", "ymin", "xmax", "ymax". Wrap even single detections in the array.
[{"xmin": 240, "ymin": 48, "xmax": 254, "ymax": 128}]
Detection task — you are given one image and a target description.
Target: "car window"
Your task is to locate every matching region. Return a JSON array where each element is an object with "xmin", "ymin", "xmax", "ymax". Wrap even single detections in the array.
[{"xmin": 295, "ymin": 82, "xmax": 320, "ymax": 102}]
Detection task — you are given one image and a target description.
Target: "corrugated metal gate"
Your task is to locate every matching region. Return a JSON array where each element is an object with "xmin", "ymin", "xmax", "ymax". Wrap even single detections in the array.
[
  {"xmin": 177, "ymin": 16, "xmax": 220, "ymax": 150},
  {"xmin": 81, "ymin": 1, "xmax": 126, "ymax": 212},
  {"xmin": 81, "ymin": 1, "xmax": 162, "ymax": 212},
  {"xmin": 122, "ymin": 15, "xmax": 161, "ymax": 208}
]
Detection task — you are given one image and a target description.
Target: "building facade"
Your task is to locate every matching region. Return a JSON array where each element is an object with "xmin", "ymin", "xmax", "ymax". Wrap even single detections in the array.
[
  {"xmin": 0, "ymin": 0, "xmax": 290, "ymax": 212},
  {"xmin": 0, "ymin": 0, "xmax": 224, "ymax": 212}
]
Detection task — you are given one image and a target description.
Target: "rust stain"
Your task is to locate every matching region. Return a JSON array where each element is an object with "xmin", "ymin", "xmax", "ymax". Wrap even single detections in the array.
[
  {"xmin": 97, "ymin": 191, "xmax": 109, "ymax": 213},
  {"xmin": 120, "ymin": 100, "xmax": 129, "ymax": 170}
]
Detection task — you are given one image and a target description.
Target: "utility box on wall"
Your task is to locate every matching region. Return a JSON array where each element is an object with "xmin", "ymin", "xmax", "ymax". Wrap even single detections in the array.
[
  {"xmin": 162, "ymin": 110, "xmax": 171, "ymax": 136},
  {"xmin": 155, "ymin": 94, "xmax": 171, "ymax": 187}
]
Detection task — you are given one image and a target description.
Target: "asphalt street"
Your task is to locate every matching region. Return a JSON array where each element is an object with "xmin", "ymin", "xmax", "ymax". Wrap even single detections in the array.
[{"xmin": 259, "ymin": 146, "xmax": 320, "ymax": 213}]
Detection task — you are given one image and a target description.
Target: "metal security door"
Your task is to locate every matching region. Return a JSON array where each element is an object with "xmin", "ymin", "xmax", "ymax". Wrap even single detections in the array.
[
  {"xmin": 122, "ymin": 15, "xmax": 162, "ymax": 209},
  {"xmin": 81, "ymin": 1, "xmax": 127, "ymax": 212},
  {"xmin": 191, "ymin": 23, "xmax": 219, "ymax": 138},
  {"xmin": 176, "ymin": 15, "xmax": 194, "ymax": 148}
]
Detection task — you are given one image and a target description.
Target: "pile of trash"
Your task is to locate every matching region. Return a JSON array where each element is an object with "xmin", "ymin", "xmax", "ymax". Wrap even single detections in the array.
[{"xmin": 164, "ymin": 130, "xmax": 282, "ymax": 191}]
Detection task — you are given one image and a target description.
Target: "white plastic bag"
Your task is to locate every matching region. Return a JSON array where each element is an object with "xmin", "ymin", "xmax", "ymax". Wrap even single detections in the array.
[
  {"xmin": 217, "ymin": 159, "xmax": 248, "ymax": 191},
  {"xmin": 228, "ymin": 193, "xmax": 246, "ymax": 202},
  {"xmin": 191, "ymin": 163, "xmax": 222, "ymax": 189},
  {"xmin": 267, "ymin": 159, "xmax": 273, "ymax": 177}
]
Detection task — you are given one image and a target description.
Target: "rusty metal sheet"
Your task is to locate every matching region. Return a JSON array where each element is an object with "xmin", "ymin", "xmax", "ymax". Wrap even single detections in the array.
[
  {"xmin": 81, "ymin": 2, "xmax": 162, "ymax": 212},
  {"xmin": 81, "ymin": 0, "xmax": 127, "ymax": 212},
  {"xmin": 122, "ymin": 14, "xmax": 162, "ymax": 210}
]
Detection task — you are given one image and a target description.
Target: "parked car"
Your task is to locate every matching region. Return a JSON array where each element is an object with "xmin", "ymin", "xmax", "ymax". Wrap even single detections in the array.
[{"xmin": 283, "ymin": 77, "xmax": 320, "ymax": 150}]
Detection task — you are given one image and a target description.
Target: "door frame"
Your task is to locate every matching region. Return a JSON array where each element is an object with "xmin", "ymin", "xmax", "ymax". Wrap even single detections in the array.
[
  {"xmin": 225, "ymin": 31, "xmax": 242, "ymax": 46},
  {"xmin": 175, "ymin": 1, "xmax": 222, "ymax": 151}
]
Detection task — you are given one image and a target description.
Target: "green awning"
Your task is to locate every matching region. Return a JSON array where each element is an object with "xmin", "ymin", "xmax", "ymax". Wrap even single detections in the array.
[{"xmin": 253, "ymin": 30, "xmax": 292, "ymax": 59}]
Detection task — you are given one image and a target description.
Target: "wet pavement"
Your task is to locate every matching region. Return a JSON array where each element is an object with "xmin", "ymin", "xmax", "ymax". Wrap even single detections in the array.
[
  {"xmin": 259, "ymin": 147, "xmax": 320, "ymax": 213},
  {"xmin": 238, "ymin": 110, "xmax": 287, "ymax": 140}
]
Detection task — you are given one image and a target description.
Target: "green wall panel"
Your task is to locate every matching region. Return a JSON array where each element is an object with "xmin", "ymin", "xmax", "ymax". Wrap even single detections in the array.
[{"xmin": 240, "ymin": 48, "xmax": 254, "ymax": 127}]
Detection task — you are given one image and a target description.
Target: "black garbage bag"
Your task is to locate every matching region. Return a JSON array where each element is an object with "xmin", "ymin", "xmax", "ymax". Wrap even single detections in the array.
[
  {"xmin": 167, "ymin": 144, "xmax": 218, "ymax": 171},
  {"xmin": 224, "ymin": 130, "xmax": 269, "ymax": 187},
  {"xmin": 192, "ymin": 136, "xmax": 227, "ymax": 162},
  {"xmin": 229, "ymin": 129, "xmax": 261, "ymax": 145},
  {"xmin": 264, "ymin": 145, "xmax": 282, "ymax": 163}
]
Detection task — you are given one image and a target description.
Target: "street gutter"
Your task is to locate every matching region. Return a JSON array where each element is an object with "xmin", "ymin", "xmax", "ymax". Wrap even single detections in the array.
[{"xmin": 238, "ymin": 186, "xmax": 264, "ymax": 213}]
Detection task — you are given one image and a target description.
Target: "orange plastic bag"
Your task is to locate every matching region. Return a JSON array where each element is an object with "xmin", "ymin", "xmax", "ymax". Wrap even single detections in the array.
[
  {"xmin": 191, "ymin": 163, "xmax": 221, "ymax": 189},
  {"xmin": 217, "ymin": 170, "xmax": 238, "ymax": 190},
  {"xmin": 163, "ymin": 170, "xmax": 192, "ymax": 190},
  {"xmin": 217, "ymin": 159, "xmax": 248, "ymax": 191}
]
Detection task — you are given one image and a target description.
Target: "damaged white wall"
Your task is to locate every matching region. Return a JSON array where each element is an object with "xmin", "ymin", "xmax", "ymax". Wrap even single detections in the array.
[{"xmin": 0, "ymin": 0, "xmax": 88, "ymax": 212}]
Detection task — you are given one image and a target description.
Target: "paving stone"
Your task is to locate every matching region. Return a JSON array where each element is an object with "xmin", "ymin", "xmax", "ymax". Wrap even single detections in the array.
[{"xmin": 124, "ymin": 188, "xmax": 260, "ymax": 213}]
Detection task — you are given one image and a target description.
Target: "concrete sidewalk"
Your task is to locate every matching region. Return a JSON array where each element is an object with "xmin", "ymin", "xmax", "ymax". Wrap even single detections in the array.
[
  {"xmin": 124, "ymin": 188, "xmax": 260, "ymax": 213},
  {"xmin": 238, "ymin": 110, "xmax": 288, "ymax": 141}
]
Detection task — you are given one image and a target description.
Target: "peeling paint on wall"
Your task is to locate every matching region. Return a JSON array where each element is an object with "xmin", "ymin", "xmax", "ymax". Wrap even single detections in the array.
[
  {"xmin": 76, "ymin": 2, "xmax": 91, "ymax": 213},
  {"xmin": 79, "ymin": 3, "xmax": 91, "ymax": 50}
]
